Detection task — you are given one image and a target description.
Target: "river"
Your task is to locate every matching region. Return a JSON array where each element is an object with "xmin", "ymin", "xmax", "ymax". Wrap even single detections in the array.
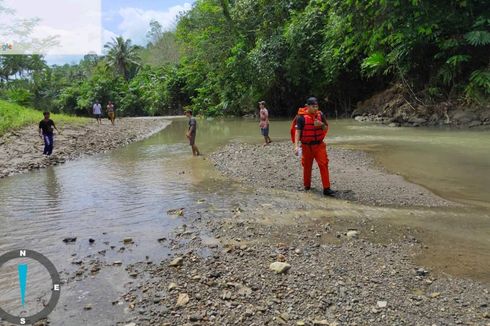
[{"xmin": 0, "ymin": 118, "xmax": 488, "ymax": 324}]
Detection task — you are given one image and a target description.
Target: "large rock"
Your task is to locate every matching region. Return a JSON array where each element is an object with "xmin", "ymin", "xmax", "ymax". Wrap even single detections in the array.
[{"xmin": 269, "ymin": 262, "xmax": 291, "ymax": 274}]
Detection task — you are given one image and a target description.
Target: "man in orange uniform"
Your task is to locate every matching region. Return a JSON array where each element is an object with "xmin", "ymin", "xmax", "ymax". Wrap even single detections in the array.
[{"xmin": 293, "ymin": 97, "xmax": 335, "ymax": 197}]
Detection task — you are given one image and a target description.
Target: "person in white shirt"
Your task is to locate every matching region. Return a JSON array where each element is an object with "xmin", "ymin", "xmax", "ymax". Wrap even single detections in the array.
[{"xmin": 93, "ymin": 101, "xmax": 102, "ymax": 125}]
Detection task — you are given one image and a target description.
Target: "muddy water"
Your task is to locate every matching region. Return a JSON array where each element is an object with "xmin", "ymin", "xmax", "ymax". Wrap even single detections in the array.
[{"xmin": 0, "ymin": 118, "xmax": 489, "ymax": 324}]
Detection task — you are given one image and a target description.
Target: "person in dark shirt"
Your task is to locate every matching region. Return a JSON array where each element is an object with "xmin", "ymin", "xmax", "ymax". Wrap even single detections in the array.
[
  {"xmin": 185, "ymin": 109, "xmax": 200, "ymax": 156},
  {"xmin": 38, "ymin": 111, "xmax": 60, "ymax": 156}
]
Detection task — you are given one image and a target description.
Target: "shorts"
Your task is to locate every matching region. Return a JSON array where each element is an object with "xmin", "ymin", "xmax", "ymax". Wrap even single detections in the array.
[
  {"xmin": 189, "ymin": 133, "xmax": 196, "ymax": 146},
  {"xmin": 94, "ymin": 114, "xmax": 101, "ymax": 119},
  {"xmin": 108, "ymin": 112, "xmax": 115, "ymax": 120},
  {"xmin": 260, "ymin": 126, "xmax": 269, "ymax": 137}
]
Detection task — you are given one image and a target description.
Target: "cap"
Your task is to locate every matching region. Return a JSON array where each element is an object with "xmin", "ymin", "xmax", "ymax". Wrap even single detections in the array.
[
  {"xmin": 258, "ymin": 101, "xmax": 266, "ymax": 105},
  {"xmin": 306, "ymin": 97, "xmax": 318, "ymax": 105}
]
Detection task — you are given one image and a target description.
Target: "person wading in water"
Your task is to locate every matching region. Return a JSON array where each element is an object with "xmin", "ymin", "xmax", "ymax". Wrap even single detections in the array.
[{"xmin": 185, "ymin": 110, "xmax": 201, "ymax": 156}]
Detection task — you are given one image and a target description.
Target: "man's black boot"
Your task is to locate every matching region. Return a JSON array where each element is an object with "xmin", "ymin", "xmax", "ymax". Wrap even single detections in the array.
[{"xmin": 323, "ymin": 188, "xmax": 336, "ymax": 197}]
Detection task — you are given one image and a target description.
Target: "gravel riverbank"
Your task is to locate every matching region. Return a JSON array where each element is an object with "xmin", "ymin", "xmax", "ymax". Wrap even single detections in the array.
[
  {"xmin": 210, "ymin": 141, "xmax": 453, "ymax": 207},
  {"xmin": 0, "ymin": 117, "xmax": 171, "ymax": 178},
  {"xmin": 50, "ymin": 140, "xmax": 488, "ymax": 326},
  {"xmin": 111, "ymin": 199, "xmax": 489, "ymax": 326}
]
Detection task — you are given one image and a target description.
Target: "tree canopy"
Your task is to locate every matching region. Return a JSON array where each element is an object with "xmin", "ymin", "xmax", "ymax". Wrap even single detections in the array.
[{"xmin": 0, "ymin": 0, "xmax": 488, "ymax": 117}]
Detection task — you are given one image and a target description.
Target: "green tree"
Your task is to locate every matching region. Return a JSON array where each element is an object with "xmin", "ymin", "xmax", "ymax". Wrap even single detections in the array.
[{"xmin": 104, "ymin": 36, "xmax": 141, "ymax": 80}]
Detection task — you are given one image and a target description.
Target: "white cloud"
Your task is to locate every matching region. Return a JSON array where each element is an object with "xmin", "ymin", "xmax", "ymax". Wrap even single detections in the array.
[
  {"xmin": 116, "ymin": 3, "xmax": 192, "ymax": 45},
  {"xmin": 1, "ymin": 0, "xmax": 103, "ymax": 55}
]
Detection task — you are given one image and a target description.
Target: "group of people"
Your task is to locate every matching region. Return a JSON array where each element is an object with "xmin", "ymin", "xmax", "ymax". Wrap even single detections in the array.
[
  {"xmin": 92, "ymin": 100, "xmax": 116, "ymax": 126},
  {"xmin": 185, "ymin": 97, "xmax": 335, "ymax": 197},
  {"xmin": 39, "ymin": 97, "xmax": 335, "ymax": 197}
]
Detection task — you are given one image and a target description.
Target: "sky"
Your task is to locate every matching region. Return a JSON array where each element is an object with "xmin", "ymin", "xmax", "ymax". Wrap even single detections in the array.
[{"xmin": 0, "ymin": 0, "xmax": 194, "ymax": 65}]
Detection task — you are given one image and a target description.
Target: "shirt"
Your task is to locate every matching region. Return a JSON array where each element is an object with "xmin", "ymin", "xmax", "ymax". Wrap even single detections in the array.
[
  {"xmin": 188, "ymin": 117, "xmax": 197, "ymax": 134},
  {"xmin": 39, "ymin": 119, "xmax": 55, "ymax": 135},
  {"xmin": 259, "ymin": 108, "xmax": 269, "ymax": 129},
  {"xmin": 107, "ymin": 104, "xmax": 115, "ymax": 113},
  {"xmin": 93, "ymin": 103, "xmax": 102, "ymax": 115}
]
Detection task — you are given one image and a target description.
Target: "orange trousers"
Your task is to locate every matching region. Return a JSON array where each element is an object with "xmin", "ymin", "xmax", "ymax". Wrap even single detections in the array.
[{"xmin": 301, "ymin": 142, "xmax": 331, "ymax": 189}]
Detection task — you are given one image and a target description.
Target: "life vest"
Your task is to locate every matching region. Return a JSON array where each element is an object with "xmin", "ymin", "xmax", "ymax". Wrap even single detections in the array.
[{"xmin": 290, "ymin": 107, "xmax": 328, "ymax": 143}]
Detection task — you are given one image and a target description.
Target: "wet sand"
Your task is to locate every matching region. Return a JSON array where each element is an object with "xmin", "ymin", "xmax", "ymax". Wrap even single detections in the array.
[{"xmin": 0, "ymin": 117, "xmax": 171, "ymax": 179}]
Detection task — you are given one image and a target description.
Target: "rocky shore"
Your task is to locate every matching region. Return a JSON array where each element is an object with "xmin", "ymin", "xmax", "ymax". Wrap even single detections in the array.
[
  {"xmin": 0, "ymin": 117, "xmax": 171, "ymax": 178},
  {"xmin": 52, "ymin": 141, "xmax": 488, "ymax": 326},
  {"xmin": 60, "ymin": 192, "xmax": 488, "ymax": 326},
  {"xmin": 210, "ymin": 141, "xmax": 453, "ymax": 207}
]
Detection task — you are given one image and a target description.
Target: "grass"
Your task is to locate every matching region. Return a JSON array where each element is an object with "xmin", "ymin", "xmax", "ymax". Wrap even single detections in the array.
[{"xmin": 0, "ymin": 100, "xmax": 88, "ymax": 136}]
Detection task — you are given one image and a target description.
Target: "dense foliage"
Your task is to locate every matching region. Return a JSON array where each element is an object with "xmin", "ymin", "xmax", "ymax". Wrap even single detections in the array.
[
  {"xmin": 0, "ymin": 0, "xmax": 488, "ymax": 117},
  {"xmin": 176, "ymin": 0, "xmax": 489, "ymax": 116}
]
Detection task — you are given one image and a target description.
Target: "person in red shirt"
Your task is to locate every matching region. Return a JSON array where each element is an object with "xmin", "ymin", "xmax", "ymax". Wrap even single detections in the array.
[{"xmin": 293, "ymin": 97, "xmax": 335, "ymax": 197}]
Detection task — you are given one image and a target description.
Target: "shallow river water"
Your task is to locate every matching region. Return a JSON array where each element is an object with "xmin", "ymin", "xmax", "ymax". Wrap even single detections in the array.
[{"xmin": 0, "ymin": 118, "xmax": 488, "ymax": 324}]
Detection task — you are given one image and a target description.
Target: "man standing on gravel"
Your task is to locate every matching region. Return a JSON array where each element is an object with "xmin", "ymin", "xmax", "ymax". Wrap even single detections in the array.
[
  {"xmin": 39, "ymin": 111, "xmax": 61, "ymax": 156},
  {"xmin": 93, "ymin": 100, "xmax": 102, "ymax": 125},
  {"xmin": 107, "ymin": 101, "xmax": 116, "ymax": 126},
  {"xmin": 185, "ymin": 109, "xmax": 200, "ymax": 156},
  {"xmin": 259, "ymin": 101, "xmax": 272, "ymax": 146},
  {"xmin": 293, "ymin": 97, "xmax": 335, "ymax": 197}
]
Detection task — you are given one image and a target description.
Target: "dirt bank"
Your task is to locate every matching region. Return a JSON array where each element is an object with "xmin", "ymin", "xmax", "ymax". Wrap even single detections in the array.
[
  {"xmin": 210, "ymin": 141, "xmax": 453, "ymax": 207},
  {"xmin": 352, "ymin": 84, "xmax": 490, "ymax": 128},
  {"xmin": 0, "ymin": 117, "xmax": 171, "ymax": 179}
]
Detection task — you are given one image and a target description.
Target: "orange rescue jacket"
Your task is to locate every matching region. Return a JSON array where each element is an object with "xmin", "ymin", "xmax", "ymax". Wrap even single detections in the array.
[{"xmin": 290, "ymin": 107, "xmax": 328, "ymax": 143}]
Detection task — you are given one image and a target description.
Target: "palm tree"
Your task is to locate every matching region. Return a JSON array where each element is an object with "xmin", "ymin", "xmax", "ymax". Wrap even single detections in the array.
[{"xmin": 104, "ymin": 36, "xmax": 140, "ymax": 80}]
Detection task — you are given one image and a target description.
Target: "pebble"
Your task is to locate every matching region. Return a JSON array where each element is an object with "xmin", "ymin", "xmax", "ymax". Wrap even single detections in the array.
[
  {"xmin": 176, "ymin": 293, "xmax": 190, "ymax": 307},
  {"xmin": 377, "ymin": 300, "xmax": 387, "ymax": 308},
  {"xmin": 269, "ymin": 262, "xmax": 291, "ymax": 274},
  {"xmin": 168, "ymin": 283, "xmax": 177, "ymax": 291},
  {"xmin": 123, "ymin": 238, "xmax": 134, "ymax": 244},
  {"xmin": 169, "ymin": 257, "xmax": 184, "ymax": 267},
  {"xmin": 346, "ymin": 230, "xmax": 360, "ymax": 239}
]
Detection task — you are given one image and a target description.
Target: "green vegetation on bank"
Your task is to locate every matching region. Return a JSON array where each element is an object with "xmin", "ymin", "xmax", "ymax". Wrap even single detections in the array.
[
  {"xmin": 0, "ymin": 1, "xmax": 488, "ymax": 118},
  {"xmin": 0, "ymin": 100, "xmax": 87, "ymax": 136}
]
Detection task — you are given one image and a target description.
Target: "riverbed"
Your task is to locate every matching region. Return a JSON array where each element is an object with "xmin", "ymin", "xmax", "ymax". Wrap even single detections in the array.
[{"xmin": 0, "ymin": 118, "xmax": 488, "ymax": 325}]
